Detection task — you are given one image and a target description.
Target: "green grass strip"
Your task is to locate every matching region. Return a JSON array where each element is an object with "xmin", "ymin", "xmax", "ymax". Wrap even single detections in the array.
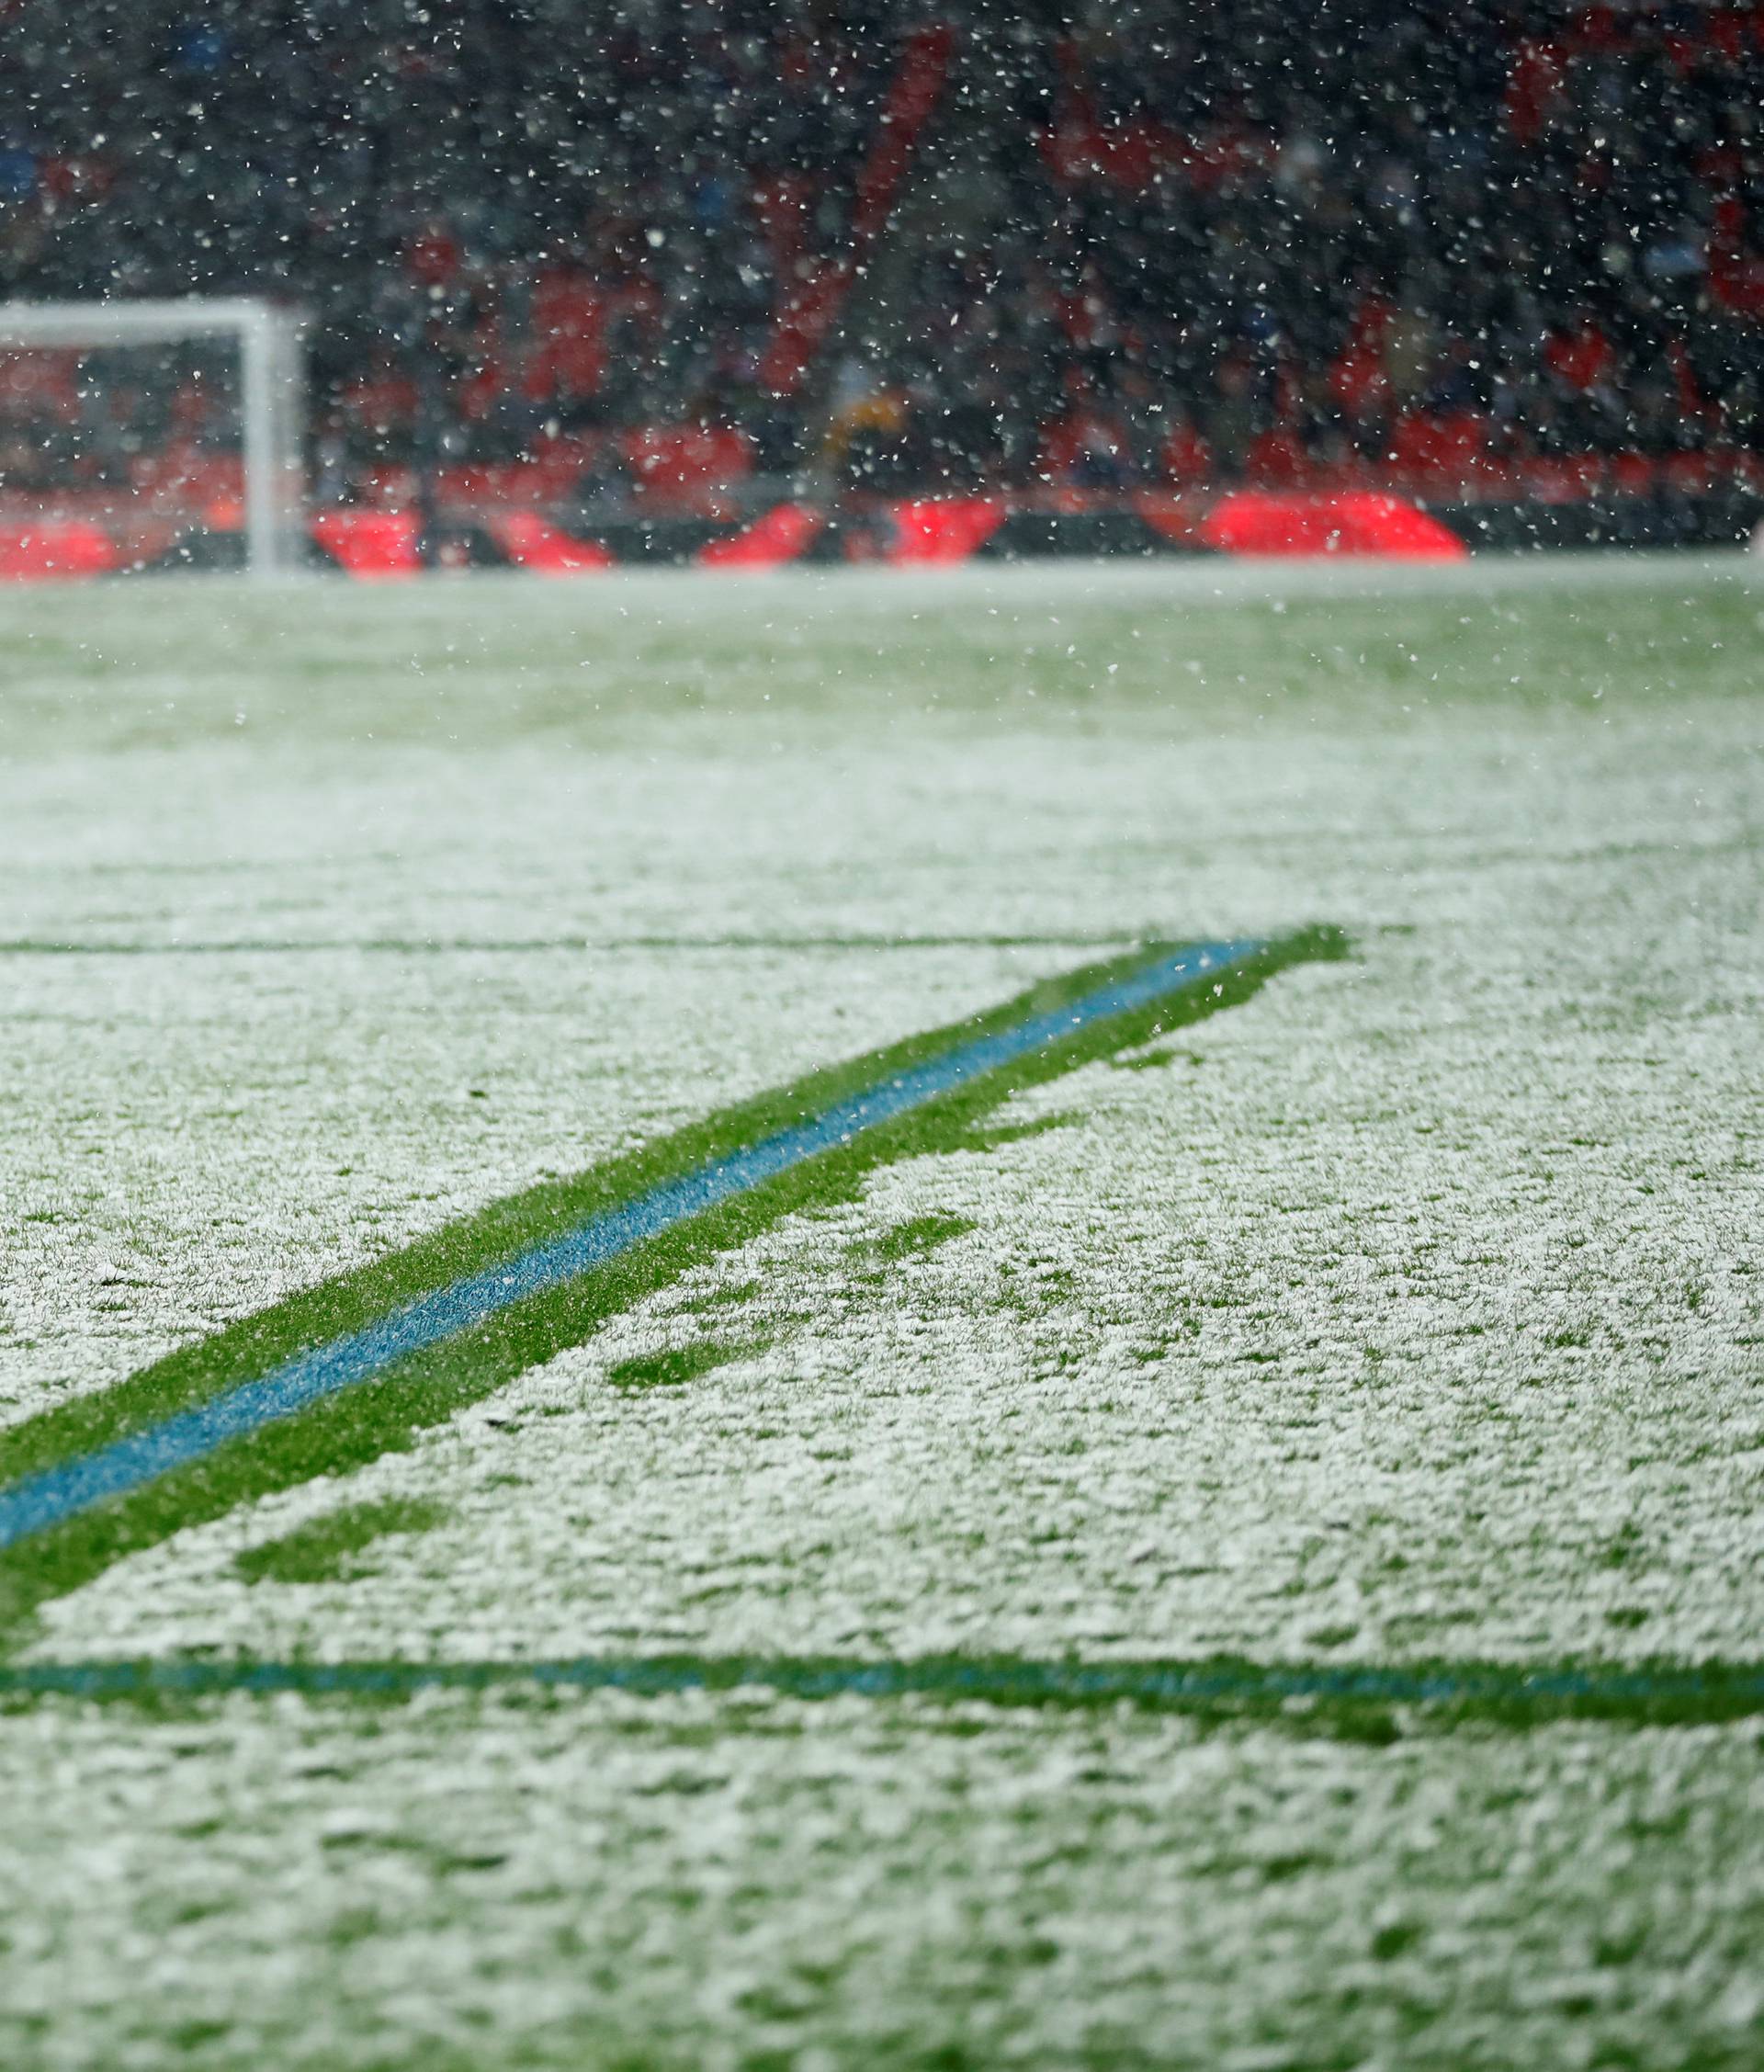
[
  {"xmin": 0, "ymin": 929, "xmax": 1341, "ymax": 1647},
  {"xmin": 3, "ymin": 1650, "xmax": 1759, "ymax": 1736}
]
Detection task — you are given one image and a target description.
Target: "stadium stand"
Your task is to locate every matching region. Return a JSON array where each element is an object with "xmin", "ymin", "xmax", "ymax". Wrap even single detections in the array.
[{"xmin": 1, "ymin": 0, "xmax": 1762, "ymax": 552}]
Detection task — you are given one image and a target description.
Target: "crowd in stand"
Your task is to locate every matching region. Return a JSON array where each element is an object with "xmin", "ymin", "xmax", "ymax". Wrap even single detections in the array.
[
  {"xmin": 853, "ymin": 1, "xmax": 1764, "ymax": 501},
  {"xmin": 2, "ymin": 0, "xmax": 1762, "ymax": 516}
]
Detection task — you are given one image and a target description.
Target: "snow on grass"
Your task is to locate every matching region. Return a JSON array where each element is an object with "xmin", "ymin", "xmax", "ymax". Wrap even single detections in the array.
[
  {"xmin": 1, "ymin": 1691, "xmax": 1760, "ymax": 2071},
  {"xmin": 1, "ymin": 557, "xmax": 1760, "ymax": 2065}
]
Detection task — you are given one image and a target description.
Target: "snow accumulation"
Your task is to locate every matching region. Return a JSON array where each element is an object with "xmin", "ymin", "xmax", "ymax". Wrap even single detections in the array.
[{"xmin": 0, "ymin": 556, "xmax": 1759, "ymax": 2067}]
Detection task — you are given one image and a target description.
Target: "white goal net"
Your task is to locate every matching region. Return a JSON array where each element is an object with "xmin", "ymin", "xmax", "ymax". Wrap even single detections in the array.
[{"xmin": 0, "ymin": 298, "xmax": 306, "ymax": 577}]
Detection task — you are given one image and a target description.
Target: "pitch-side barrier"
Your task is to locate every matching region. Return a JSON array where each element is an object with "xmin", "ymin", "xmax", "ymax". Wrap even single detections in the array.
[{"xmin": 4, "ymin": 485, "xmax": 1761, "ymax": 580}]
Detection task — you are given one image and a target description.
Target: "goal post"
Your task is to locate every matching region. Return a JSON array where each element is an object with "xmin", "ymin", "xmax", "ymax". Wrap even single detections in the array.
[{"xmin": 0, "ymin": 298, "xmax": 308, "ymax": 576}]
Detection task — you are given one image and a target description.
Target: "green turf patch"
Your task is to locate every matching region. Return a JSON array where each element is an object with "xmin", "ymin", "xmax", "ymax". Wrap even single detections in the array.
[
  {"xmin": 949, "ymin": 1111, "xmax": 1080, "ymax": 1152},
  {"xmin": 1110, "ymin": 1045, "xmax": 1204, "ymax": 1073},
  {"xmin": 845, "ymin": 1212, "xmax": 979, "ymax": 1284},
  {"xmin": 604, "ymin": 1342, "xmax": 760, "ymax": 1392},
  {"xmin": 233, "ymin": 1498, "xmax": 448, "ymax": 1586},
  {"xmin": 0, "ymin": 928, "xmax": 1343, "ymax": 1648},
  {"xmin": 876, "ymin": 1212, "xmax": 978, "ymax": 1262}
]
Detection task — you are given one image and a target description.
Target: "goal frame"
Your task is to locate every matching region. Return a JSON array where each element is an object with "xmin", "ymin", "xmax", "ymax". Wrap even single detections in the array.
[{"xmin": 0, "ymin": 297, "xmax": 308, "ymax": 575}]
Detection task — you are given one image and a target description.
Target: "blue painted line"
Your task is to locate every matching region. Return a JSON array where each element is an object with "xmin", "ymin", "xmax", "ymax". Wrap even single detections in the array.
[
  {"xmin": 0, "ymin": 938, "xmax": 1262, "ymax": 1553},
  {"xmin": 3, "ymin": 1653, "xmax": 1760, "ymax": 1715}
]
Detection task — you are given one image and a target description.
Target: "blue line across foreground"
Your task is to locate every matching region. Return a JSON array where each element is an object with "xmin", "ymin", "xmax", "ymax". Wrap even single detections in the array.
[{"xmin": 0, "ymin": 938, "xmax": 1261, "ymax": 1553}]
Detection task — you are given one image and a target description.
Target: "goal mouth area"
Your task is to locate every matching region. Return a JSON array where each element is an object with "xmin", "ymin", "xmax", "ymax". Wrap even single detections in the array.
[{"xmin": 0, "ymin": 298, "xmax": 306, "ymax": 578}]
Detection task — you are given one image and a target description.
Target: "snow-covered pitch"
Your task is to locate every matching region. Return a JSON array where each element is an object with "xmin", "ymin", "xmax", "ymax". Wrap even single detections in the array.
[{"xmin": 1, "ymin": 556, "xmax": 1759, "ymax": 2068}]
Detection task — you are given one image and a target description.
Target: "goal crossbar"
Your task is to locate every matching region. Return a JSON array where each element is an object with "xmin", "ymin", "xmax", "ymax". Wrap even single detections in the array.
[{"xmin": 0, "ymin": 298, "xmax": 308, "ymax": 575}]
